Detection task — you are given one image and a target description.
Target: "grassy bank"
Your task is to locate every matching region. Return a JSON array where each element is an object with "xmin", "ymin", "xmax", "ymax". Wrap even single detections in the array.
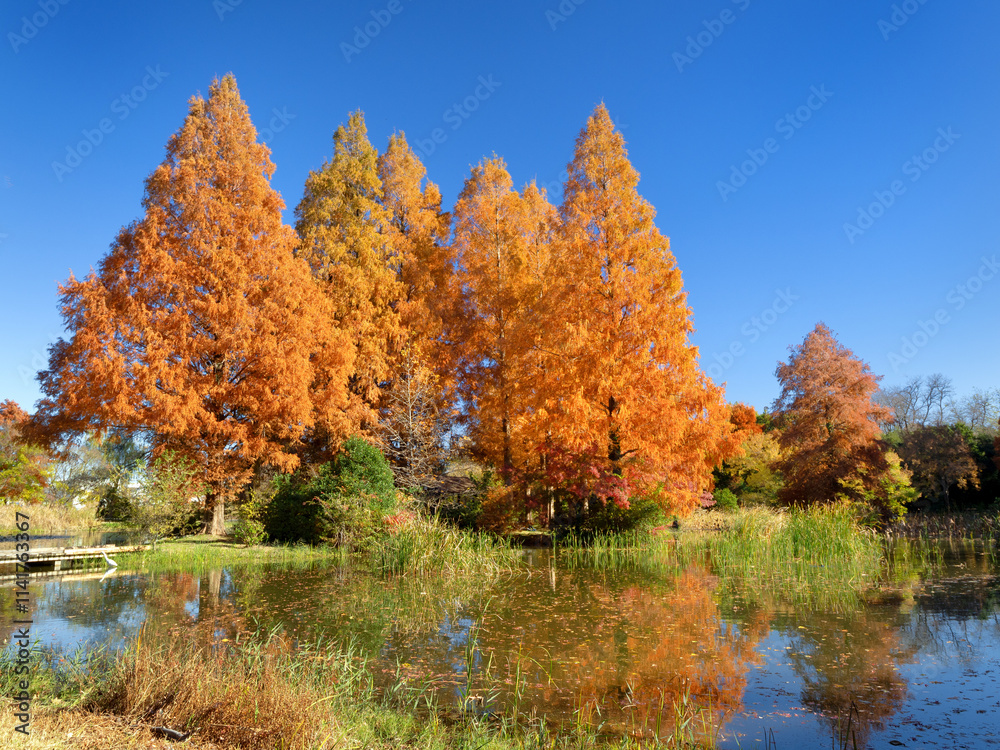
[
  {"xmin": 114, "ymin": 534, "xmax": 347, "ymax": 573},
  {"xmin": 109, "ymin": 516, "xmax": 521, "ymax": 578},
  {"xmin": 368, "ymin": 516, "xmax": 520, "ymax": 576},
  {"xmin": 2, "ymin": 631, "xmax": 716, "ymax": 750}
]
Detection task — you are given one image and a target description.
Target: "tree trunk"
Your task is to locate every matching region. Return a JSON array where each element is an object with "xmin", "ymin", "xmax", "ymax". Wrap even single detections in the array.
[
  {"xmin": 202, "ymin": 490, "xmax": 226, "ymax": 536},
  {"xmin": 608, "ymin": 395, "xmax": 622, "ymax": 476}
]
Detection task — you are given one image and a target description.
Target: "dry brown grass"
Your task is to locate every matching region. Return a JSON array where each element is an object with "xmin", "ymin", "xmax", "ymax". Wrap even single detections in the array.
[
  {"xmin": 2, "ymin": 501, "xmax": 100, "ymax": 535},
  {"xmin": 3, "ymin": 704, "xmax": 225, "ymax": 749},
  {"xmin": 84, "ymin": 630, "xmax": 357, "ymax": 750}
]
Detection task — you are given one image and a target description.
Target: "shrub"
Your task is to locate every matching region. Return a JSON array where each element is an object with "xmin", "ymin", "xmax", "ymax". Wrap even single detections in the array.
[
  {"xmin": 96, "ymin": 488, "xmax": 132, "ymax": 522},
  {"xmin": 129, "ymin": 452, "xmax": 203, "ymax": 548},
  {"xmin": 233, "ymin": 487, "xmax": 269, "ymax": 546},
  {"xmin": 712, "ymin": 488, "xmax": 739, "ymax": 512},
  {"xmin": 476, "ymin": 483, "xmax": 522, "ymax": 534},
  {"xmin": 550, "ymin": 493, "xmax": 665, "ymax": 540},
  {"xmin": 264, "ymin": 437, "xmax": 397, "ymax": 545}
]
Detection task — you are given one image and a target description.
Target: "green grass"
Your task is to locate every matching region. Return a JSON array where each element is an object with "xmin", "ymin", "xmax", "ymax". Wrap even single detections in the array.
[
  {"xmin": 368, "ymin": 516, "xmax": 521, "ymax": 576},
  {"xmin": 113, "ymin": 534, "xmax": 347, "ymax": 573},
  {"xmin": 557, "ymin": 506, "xmax": 891, "ymax": 610}
]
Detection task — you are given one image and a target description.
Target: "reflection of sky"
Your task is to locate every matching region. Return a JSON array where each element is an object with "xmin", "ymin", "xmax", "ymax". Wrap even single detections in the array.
[
  {"xmin": 724, "ymin": 630, "xmax": 848, "ymax": 748},
  {"xmin": 2, "ymin": 573, "xmax": 146, "ymax": 657},
  {"xmin": 0, "ymin": 529, "xmax": 130, "ymax": 551}
]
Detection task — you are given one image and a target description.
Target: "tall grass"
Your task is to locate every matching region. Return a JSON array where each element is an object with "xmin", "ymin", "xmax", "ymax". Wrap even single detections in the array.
[
  {"xmin": 368, "ymin": 515, "xmax": 521, "ymax": 576},
  {"xmin": 0, "ymin": 500, "xmax": 100, "ymax": 535},
  {"xmin": 558, "ymin": 506, "xmax": 889, "ymax": 609},
  {"xmin": 701, "ymin": 505, "xmax": 883, "ymax": 584}
]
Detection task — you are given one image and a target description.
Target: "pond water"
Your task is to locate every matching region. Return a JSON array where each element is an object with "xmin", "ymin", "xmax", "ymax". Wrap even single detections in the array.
[
  {"xmin": 0, "ymin": 528, "xmax": 135, "ymax": 549},
  {"xmin": 4, "ymin": 541, "xmax": 999, "ymax": 749}
]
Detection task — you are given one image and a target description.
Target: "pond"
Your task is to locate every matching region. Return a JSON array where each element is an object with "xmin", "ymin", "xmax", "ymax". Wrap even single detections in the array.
[{"xmin": 4, "ymin": 540, "xmax": 999, "ymax": 748}]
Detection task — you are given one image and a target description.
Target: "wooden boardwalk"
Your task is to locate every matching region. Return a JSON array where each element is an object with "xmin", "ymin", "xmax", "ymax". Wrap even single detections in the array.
[{"xmin": 0, "ymin": 544, "xmax": 149, "ymax": 578}]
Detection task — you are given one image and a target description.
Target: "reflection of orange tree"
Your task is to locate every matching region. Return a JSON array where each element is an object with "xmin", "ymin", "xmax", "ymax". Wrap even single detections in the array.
[
  {"xmin": 785, "ymin": 609, "xmax": 916, "ymax": 748},
  {"xmin": 140, "ymin": 570, "xmax": 249, "ymax": 648},
  {"xmin": 571, "ymin": 566, "xmax": 762, "ymax": 737}
]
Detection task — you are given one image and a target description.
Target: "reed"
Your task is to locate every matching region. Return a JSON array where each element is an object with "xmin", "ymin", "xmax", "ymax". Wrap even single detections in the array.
[
  {"xmin": 368, "ymin": 515, "xmax": 521, "ymax": 577},
  {"xmin": 8, "ymin": 630, "xmax": 724, "ymax": 750},
  {"xmin": 0, "ymin": 500, "xmax": 100, "ymax": 535}
]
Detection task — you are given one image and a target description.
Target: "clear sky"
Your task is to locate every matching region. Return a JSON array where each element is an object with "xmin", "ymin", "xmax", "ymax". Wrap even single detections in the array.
[{"xmin": 1, "ymin": 0, "xmax": 997, "ymax": 414}]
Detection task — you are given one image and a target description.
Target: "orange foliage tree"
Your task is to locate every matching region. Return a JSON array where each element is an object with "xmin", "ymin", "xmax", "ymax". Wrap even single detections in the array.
[
  {"xmin": 377, "ymin": 133, "xmax": 456, "ymax": 483},
  {"xmin": 545, "ymin": 104, "xmax": 735, "ymax": 516},
  {"xmin": 295, "ymin": 111, "xmax": 402, "ymax": 432},
  {"xmin": 773, "ymin": 323, "xmax": 907, "ymax": 518},
  {"xmin": 30, "ymin": 75, "xmax": 352, "ymax": 533},
  {"xmin": 451, "ymin": 157, "xmax": 557, "ymax": 483}
]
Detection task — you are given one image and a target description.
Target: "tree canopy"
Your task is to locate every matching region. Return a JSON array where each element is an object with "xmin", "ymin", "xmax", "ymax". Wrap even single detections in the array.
[{"xmin": 30, "ymin": 75, "xmax": 353, "ymax": 533}]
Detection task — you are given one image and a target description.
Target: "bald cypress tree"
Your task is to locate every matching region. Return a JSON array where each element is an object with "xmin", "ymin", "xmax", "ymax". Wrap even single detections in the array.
[{"xmin": 32, "ymin": 75, "xmax": 352, "ymax": 534}]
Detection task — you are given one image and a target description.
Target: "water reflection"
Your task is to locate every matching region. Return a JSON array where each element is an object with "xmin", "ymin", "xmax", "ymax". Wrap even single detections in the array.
[{"xmin": 4, "ymin": 542, "xmax": 1000, "ymax": 748}]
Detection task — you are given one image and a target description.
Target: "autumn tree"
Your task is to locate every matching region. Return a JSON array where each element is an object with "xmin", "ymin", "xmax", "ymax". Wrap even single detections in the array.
[
  {"xmin": 897, "ymin": 425, "xmax": 980, "ymax": 508},
  {"xmin": 773, "ymin": 323, "xmax": 907, "ymax": 518},
  {"xmin": 0, "ymin": 400, "xmax": 51, "ymax": 503},
  {"xmin": 721, "ymin": 431, "xmax": 784, "ymax": 506},
  {"xmin": 546, "ymin": 104, "xmax": 734, "ymax": 516},
  {"xmin": 296, "ymin": 111, "xmax": 402, "ymax": 432},
  {"xmin": 377, "ymin": 132, "xmax": 452, "ymax": 367},
  {"xmin": 451, "ymin": 157, "xmax": 554, "ymax": 482},
  {"xmin": 377, "ymin": 132, "xmax": 455, "ymax": 482},
  {"xmin": 30, "ymin": 75, "xmax": 352, "ymax": 534}
]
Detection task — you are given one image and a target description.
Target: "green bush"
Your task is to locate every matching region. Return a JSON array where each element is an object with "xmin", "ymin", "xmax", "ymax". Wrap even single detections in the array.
[
  {"xmin": 712, "ymin": 488, "xmax": 739, "ymax": 512},
  {"xmin": 265, "ymin": 437, "xmax": 397, "ymax": 545},
  {"xmin": 233, "ymin": 487, "xmax": 269, "ymax": 546},
  {"xmin": 96, "ymin": 488, "xmax": 132, "ymax": 522},
  {"xmin": 551, "ymin": 493, "xmax": 665, "ymax": 540}
]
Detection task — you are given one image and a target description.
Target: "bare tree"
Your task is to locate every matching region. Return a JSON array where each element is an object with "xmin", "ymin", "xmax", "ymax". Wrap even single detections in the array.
[
  {"xmin": 919, "ymin": 373, "xmax": 953, "ymax": 426},
  {"xmin": 379, "ymin": 350, "xmax": 453, "ymax": 489},
  {"xmin": 951, "ymin": 388, "xmax": 1000, "ymax": 434},
  {"xmin": 876, "ymin": 377, "xmax": 923, "ymax": 432}
]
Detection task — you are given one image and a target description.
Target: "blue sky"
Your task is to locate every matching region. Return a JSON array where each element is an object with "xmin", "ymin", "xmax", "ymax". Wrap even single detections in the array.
[{"xmin": 1, "ymin": 0, "xmax": 997, "ymax": 413}]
